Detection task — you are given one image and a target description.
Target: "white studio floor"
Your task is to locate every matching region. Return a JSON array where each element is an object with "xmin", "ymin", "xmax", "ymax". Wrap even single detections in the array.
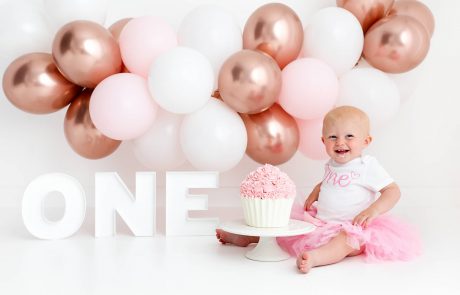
[{"xmin": 0, "ymin": 198, "xmax": 459, "ymax": 295}]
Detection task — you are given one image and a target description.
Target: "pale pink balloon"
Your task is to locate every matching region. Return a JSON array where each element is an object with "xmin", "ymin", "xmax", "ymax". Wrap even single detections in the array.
[
  {"xmin": 119, "ymin": 16, "xmax": 177, "ymax": 77},
  {"xmin": 89, "ymin": 73, "xmax": 158, "ymax": 140},
  {"xmin": 278, "ymin": 58, "xmax": 338, "ymax": 120},
  {"xmin": 297, "ymin": 118, "xmax": 329, "ymax": 161}
]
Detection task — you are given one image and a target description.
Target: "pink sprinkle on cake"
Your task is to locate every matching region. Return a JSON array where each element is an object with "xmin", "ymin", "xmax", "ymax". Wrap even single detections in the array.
[{"xmin": 240, "ymin": 164, "xmax": 296, "ymax": 200}]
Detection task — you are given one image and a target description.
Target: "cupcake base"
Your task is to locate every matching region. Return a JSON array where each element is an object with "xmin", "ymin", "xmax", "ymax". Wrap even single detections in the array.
[{"xmin": 241, "ymin": 197, "xmax": 294, "ymax": 228}]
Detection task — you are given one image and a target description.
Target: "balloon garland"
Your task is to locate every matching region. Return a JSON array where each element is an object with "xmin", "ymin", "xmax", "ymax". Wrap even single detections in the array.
[{"xmin": 1, "ymin": 0, "xmax": 434, "ymax": 172}]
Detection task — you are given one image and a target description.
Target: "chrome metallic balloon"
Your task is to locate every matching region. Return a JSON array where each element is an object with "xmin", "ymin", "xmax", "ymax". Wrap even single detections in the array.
[
  {"xmin": 64, "ymin": 89, "xmax": 121, "ymax": 159},
  {"xmin": 388, "ymin": 1, "xmax": 434, "ymax": 37},
  {"xmin": 337, "ymin": 0, "xmax": 395, "ymax": 32},
  {"xmin": 243, "ymin": 3, "xmax": 303, "ymax": 69},
  {"xmin": 241, "ymin": 103, "xmax": 299, "ymax": 165},
  {"xmin": 2, "ymin": 52, "xmax": 81, "ymax": 114},
  {"xmin": 363, "ymin": 15, "xmax": 430, "ymax": 73},
  {"xmin": 108, "ymin": 18, "xmax": 132, "ymax": 73},
  {"xmin": 52, "ymin": 20, "xmax": 122, "ymax": 88},
  {"xmin": 218, "ymin": 49, "xmax": 281, "ymax": 114},
  {"xmin": 108, "ymin": 18, "xmax": 132, "ymax": 41}
]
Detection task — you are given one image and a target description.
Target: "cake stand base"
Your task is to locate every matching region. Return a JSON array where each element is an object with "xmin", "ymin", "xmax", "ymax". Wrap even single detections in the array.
[
  {"xmin": 245, "ymin": 237, "xmax": 290, "ymax": 261},
  {"xmin": 219, "ymin": 219, "xmax": 316, "ymax": 262}
]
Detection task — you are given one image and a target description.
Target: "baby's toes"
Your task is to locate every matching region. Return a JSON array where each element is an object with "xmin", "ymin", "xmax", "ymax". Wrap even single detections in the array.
[{"xmin": 299, "ymin": 266, "xmax": 308, "ymax": 274}]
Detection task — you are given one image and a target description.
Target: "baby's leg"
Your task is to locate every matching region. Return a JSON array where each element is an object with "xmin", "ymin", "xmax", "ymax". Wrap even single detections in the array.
[
  {"xmin": 215, "ymin": 229, "xmax": 259, "ymax": 247},
  {"xmin": 297, "ymin": 231, "xmax": 363, "ymax": 273}
]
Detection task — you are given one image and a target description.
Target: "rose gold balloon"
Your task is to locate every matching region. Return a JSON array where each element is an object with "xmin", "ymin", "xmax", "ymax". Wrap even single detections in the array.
[
  {"xmin": 108, "ymin": 18, "xmax": 132, "ymax": 73},
  {"xmin": 241, "ymin": 103, "xmax": 299, "ymax": 165},
  {"xmin": 52, "ymin": 20, "xmax": 122, "ymax": 88},
  {"xmin": 337, "ymin": 0, "xmax": 395, "ymax": 32},
  {"xmin": 218, "ymin": 49, "xmax": 281, "ymax": 114},
  {"xmin": 363, "ymin": 15, "xmax": 430, "ymax": 73},
  {"xmin": 388, "ymin": 0, "xmax": 434, "ymax": 37},
  {"xmin": 2, "ymin": 52, "xmax": 81, "ymax": 114},
  {"xmin": 108, "ymin": 18, "xmax": 132, "ymax": 41},
  {"xmin": 64, "ymin": 89, "xmax": 121, "ymax": 159},
  {"xmin": 243, "ymin": 3, "xmax": 303, "ymax": 69}
]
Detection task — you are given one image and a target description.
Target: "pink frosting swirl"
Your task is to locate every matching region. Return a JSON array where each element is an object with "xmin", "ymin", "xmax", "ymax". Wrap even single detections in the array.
[{"xmin": 240, "ymin": 164, "xmax": 296, "ymax": 199}]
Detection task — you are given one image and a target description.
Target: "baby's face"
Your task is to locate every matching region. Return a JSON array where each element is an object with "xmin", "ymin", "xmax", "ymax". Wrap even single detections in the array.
[{"xmin": 322, "ymin": 118, "xmax": 371, "ymax": 164}]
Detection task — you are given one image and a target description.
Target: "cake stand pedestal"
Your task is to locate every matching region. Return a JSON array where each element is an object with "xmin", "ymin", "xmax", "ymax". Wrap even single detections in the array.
[{"xmin": 219, "ymin": 219, "xmax": 315, "ymax": 262}]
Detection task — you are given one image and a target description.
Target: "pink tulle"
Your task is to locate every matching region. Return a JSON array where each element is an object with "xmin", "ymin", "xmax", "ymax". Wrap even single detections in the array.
[{"xmin": 277, "ymin": 202, "xmax": 422, "ymax": 262}]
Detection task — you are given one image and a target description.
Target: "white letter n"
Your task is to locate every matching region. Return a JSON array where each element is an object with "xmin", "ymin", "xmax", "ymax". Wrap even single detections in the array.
[{"xmin": 95, "ymin": 172, "xmax": 155, "ymax": 237}]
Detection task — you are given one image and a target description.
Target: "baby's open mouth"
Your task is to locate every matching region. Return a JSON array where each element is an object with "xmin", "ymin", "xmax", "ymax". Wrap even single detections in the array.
[{"xmin": 335, "ymin": 149, "xmax": 350, "ymax": 155}]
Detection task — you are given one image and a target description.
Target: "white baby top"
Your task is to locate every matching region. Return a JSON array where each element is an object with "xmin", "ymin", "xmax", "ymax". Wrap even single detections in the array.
[{"xmin": 316, "ymin": 155, "xmax": 394, "ymax": 222}]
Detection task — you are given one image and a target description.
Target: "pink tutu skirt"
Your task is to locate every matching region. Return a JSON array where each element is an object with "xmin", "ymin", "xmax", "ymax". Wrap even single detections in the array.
[{"xmin": 277, "ymin": 202, "xmax": 422, "ymax": 262}]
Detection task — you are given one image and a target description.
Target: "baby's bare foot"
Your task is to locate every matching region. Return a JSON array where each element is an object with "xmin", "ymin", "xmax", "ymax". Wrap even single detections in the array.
[
  {"xmin": 215, "ymin": 229, "xmax": 259, "ymax": 247},
  {"xmin": 296, "ymin": 251, "xmax": 313, "ymax": 274}
]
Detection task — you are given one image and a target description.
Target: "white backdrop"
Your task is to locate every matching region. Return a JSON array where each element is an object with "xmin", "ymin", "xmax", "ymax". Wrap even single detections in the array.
[{"xmin": 0, "ymin": 0, "xmax": 459, "ymax": 210}]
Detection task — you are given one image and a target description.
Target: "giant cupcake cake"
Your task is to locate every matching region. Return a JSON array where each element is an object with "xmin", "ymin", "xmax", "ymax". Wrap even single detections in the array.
[{"xmin": 240, "ymin": 164, "xmax": 296, "ymax": 227}]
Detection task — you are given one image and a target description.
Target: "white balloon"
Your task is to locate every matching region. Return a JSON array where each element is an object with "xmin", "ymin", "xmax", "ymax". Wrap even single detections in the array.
[
  {"xmin": 132, "ymin": 109, "xmax": 186, "ymax": 171},
  {"xmin": 388, "ymin": 69, "xmax": 423, "ymax": 104},
  {"xmin": 0, "ymin": 1, "xmax": 51, "ymax": 57},
  {"xmin": 357, "ymin": 58, "xmax": 422, "ymax": 104},
  {"xmin": 148, "ymin": 47, "xmax": 215, "ymax": 114},
  {"xmin": 44, "ymin": 0, "xmax": 108, "ymax": 35},
  {"xmin": 302, "ymin": 7, "xmax": 363, "ymax": 76},
  {"xmin": 180, "ymin": 99, "xmax": 247, "ymax": 172},
  {"xmin": 178, "ymin": 4, "xmax": 242, "ymax": 87},
  {"xmin": 337, "ymin": 68, "xmax": 400, "ymax": 128}
]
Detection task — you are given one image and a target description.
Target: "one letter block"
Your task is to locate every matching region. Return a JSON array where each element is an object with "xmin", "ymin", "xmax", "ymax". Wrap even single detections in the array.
[
  {"xmin": 165, "ymin": 171, "xmax": 219, "ymax": 236},
  {"xmin": 95, "ymin": 172, "xmax": 156, "ymax": 237},
  {"xmin": 22, "ymin": 173, "xmax": 86, "ymax": 239}
]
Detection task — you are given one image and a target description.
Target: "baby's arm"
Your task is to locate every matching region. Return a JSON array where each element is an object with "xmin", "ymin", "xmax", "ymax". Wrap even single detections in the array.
[
  {"xmin": 304, "ymin": 182, "xmax": 322, "ymax": 210},
  {"xmin": 353, "ymin": 182, "xmax": 401, "ymax": 228}
]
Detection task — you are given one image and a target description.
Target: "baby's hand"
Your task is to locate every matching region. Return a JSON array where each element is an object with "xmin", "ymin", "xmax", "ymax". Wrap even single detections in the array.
[
  {"xmin": 352, "ymin": 208, "xmax": 379, "ymax": 228},
  {"xmin": 304, "ymin": 183, "xmax": 321, "ymax": 211},
  {"xmin": 304, "ymin": 196, "xmax": 316, "ymax": 211}
]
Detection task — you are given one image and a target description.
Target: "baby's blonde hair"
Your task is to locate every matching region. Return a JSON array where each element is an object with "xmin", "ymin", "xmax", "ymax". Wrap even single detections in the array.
[{"xmin": 323, "ymin": 106, "xmax": 370, "ymax": 135}]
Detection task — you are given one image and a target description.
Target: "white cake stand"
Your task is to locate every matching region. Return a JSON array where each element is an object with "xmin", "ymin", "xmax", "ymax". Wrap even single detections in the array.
[{"xmin": 219, "ymin": 219, "xmax": 316, "ymax": 262}]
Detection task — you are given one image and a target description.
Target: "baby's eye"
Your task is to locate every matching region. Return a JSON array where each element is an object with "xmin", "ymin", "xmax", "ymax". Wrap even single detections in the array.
[
  {"xmin": 328, "ymin": 135, "xmax": 337, "ymax": 140},
  {"xmin": 345, "ymin": 134, "xmax": 354, "ymax": 139}
]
